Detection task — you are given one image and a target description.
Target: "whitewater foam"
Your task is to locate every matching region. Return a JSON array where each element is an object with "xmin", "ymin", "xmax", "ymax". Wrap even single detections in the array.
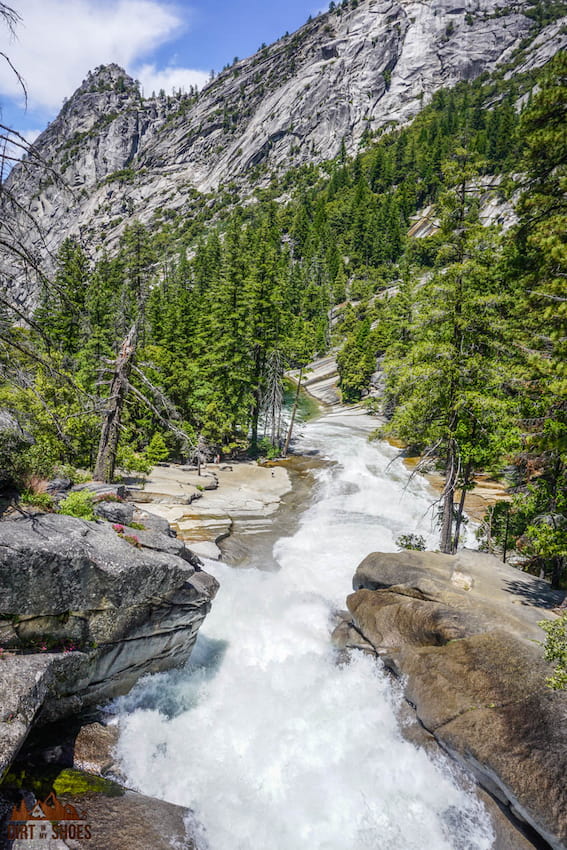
[{"xmin": 115, "ymin": 412, "xmax": 493, "ymax": 850}]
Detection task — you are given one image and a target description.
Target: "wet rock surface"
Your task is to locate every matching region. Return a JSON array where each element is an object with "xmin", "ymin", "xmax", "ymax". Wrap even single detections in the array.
[
  {"xmin": 339, "ymin": 549, "xmax": 567, "ymax": 850},
  {"xmin": 0, "ymin": 766, "xmax": 201, "ymax": 850}
]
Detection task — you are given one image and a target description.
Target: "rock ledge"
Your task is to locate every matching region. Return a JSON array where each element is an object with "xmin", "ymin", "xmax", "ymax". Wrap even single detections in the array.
[
  {"xmin": 336, "ymin": 549, "xmax": 567, "ymax": 850},
  {"xmin": 0, "ymin": 512, "xmax": 218, "ymax": 778}
]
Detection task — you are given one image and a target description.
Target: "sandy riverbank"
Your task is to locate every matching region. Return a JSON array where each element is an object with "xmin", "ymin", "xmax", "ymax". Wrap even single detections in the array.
[{"xmin": 401, "ymin": 454, "xmax": 511, "ymax": 523}]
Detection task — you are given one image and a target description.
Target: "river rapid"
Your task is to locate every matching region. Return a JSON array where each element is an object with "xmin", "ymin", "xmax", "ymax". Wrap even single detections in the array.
[{"xmin": 114, "ymin": 409, "xmax": 494, "ymax": 850}]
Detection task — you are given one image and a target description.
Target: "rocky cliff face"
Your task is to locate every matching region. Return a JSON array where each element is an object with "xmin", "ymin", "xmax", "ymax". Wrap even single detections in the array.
[
  {"xmin": 3, "ymin": 0, "xmax": 566, "ymax": 305},
  {"xmin": 0, "ymin": 512, "xmax": 218, "ymax": 776},
  {"xmin": 334, "ymin": 549, "xmax": 567, "ymax": 850}
]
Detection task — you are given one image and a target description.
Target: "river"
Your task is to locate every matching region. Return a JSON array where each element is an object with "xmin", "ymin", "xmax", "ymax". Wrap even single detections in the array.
[{"xmin": 114, "ymin": 409, "xmax": 494, "ymax": 850}]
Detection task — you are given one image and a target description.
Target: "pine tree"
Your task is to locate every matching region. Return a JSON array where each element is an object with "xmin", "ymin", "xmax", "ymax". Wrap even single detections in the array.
[
  {"xmin": 384, "ymin": 149, "xmax": 521, "ymax": 552},
  {"xmin": 35, "ymin": 239, "xmax": 90, "ymax": 356},
  {"xmin": 508, "ymin": 53, "xmax": 567, "ymax": 587}
]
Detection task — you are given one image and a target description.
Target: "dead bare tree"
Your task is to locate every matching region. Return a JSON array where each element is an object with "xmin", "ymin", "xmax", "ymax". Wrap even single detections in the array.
[
  {"xmin": 283, "ymin": 366, "xmax": 303, "ymax": 456},
  {"xmin": 93, "ymin": 302, "xmax": 191, "ymax": 482},
  {"xmin": 0, "ymin": 2, "xmax": 73, "ymax": 370},
  {"xmin": 190, "ymin": 434, "xmax": 210, "ymax": 476},
  {"xmin": 93, "ymin": 319, "xmax": 140, "ymax": 482},
  {"xmin": 261, "ymin": 349, "xmax": 284, "ymax": 449}
]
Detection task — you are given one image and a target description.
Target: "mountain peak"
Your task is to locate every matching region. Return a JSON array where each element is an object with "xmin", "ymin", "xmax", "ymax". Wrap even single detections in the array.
[
  {"xmin": 4, "ymin": 0, "xmax": 566, "ymax": 310},
  {"xmin": 77, "ymin": 63, "xmax": 138, "ymax": 97}
]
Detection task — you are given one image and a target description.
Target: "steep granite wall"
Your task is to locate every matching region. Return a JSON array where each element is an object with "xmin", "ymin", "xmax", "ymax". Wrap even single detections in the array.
[
  {"xmin": 0, "ymin": 513, "xmax": 218, "ymax": 776},
  {"xmin": 3, "ymin": 0, "xmax": 565, "ymax": 306}
]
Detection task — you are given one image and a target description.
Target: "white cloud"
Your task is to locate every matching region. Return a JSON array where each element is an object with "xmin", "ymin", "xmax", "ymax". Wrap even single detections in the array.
[
  {"xmin": 22, "ymin": 128, "xmax": 41, "ymax": 144},
  {"xmin": 135, "ymin": 63, "xmax": 209, "ymax": 96},
  {"xmin": 0, "ymin": 0, "xmax": 207, "ymax": 111},
  {"xmin": 2, "ymin": 128, "xmax": 42, "ymax": 176}
]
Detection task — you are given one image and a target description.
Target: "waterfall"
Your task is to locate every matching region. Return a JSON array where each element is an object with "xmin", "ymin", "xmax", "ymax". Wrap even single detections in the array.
[{"xmin": 114, "ymin": 410, "xmax": 493, "ymax": 850}]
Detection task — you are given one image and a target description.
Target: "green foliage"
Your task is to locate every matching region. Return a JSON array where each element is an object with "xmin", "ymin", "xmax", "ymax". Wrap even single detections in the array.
[
  {"xmin": 383, "ymin": 148, "xmax": 522, "ymax": 550},
  {"xmin": 35, "ymin": 239, "xmax": 91, "ymax": 356},
  {"xmin": 539, "ymin": 614, "xmax": 567, "ymax": 690},
  {"xmin": 507, "ymin": 52, "xmax": 567, "ymax": 587},
  {"xmin": 145, "ymin": 433, "xmax": 169, "ymax": 465},
  {"xmin": 524, "ymin": 0, "xmax": 566, "ymax": 26},
  {"xmin": 516, "ymin": 52, "xmax": 567, "ymax": 400},
  {"xmin": 337, "ymin": 319, "xmax": 377, "ymax": 403},
  {"xmin": 396, "ymin": 533, "xmax": 426, "ymax": 551},
  {"xmin": 256, "ymin": 437, "xmax": 281, "ymax": 460},
  {"xmin": 0, "ymin": 426, "xmax": 30, "ymax": 486},
  {"xmin": 19, "ymin": 491, "xmax": 54, "ymax": 511},
  {"xmin": 116, "ymin": 445, "xmax": 152, "ymax": 475},
  {"xmin": 52, "ymin": 463, "xmax": 91, "ymax": 484},
  {"xmin": 17, "ymin": 441, "xmax": 64, "ymax": 481},
  {"xmin": 58, "ymin": 491, "xmax": 96, "ymax": 521},
  {"xmin": 0, "ymin": 53, "xmax": 564, "ymax": 580}
]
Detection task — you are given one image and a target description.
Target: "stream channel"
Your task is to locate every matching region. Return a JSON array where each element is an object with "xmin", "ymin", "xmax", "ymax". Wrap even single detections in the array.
[{"xmin": 113, "ymin": 407, "xmax": 494, "ymax": 850}]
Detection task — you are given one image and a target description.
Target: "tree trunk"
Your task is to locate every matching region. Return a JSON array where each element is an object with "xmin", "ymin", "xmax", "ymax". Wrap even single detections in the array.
[
  {"xmin": 250, "ymin": 348, "xmax": 264, "ymax": 451},
  {"xmin": 250, "ymin": 386, "xmax": 261, "ymax": 450},
  {"xmin": 283, "ymin": 368, "xmax": 303, "ymax": 457},
  {"xmin": 263, "ymin": 349, "xmax": 284, "ymax": 447},
  {"xmin": 551, "ymin": 557, "xmax": 564, "ymax": 591},
  {"xmin": 452, "ymin": 463, "xmax": 472, "ymax": 553},
  {"xmin": 93, "ymin": 320, "xmax": 139, "ymax": 483},
  {"xmin": 440, "ymin": 440, "xmax": 457, "ymax": 554},
  {"xmin": 502, "ymin": 505, "xmax": 511, "ymax": 563}
]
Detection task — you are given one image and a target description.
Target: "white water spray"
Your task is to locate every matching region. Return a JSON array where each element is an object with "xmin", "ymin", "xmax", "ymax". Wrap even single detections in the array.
[{"xmin": 115, "ymin": 411, "xmax": 493, "ymax": 850}]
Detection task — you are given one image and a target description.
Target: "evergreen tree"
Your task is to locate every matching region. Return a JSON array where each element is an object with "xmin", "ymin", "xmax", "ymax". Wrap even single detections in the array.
[
  {"xmin": 337, "ymin": 318, "xmax": 376, "ymax": 403},
  {"xmin": 35, "ymin": 239, "xmax": 90, "ymax": 356},
  {"xmin": 384, "ymin": 150, "xmax": 521, "ymax": 552},
  {"xmin": 505, "ymin": 53, "xmax": 567, "ymax": 587}
]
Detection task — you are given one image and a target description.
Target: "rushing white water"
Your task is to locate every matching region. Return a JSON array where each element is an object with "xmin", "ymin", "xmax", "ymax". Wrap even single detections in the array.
[{"xmin": 115, "ymin": 411, "xmax": 493, "ymax": 850}]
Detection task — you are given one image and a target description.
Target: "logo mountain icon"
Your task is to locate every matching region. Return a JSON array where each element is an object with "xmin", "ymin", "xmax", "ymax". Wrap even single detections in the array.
[{"xmin": 10, "ymin": 792, "xmax": 87, "ymax": 822}]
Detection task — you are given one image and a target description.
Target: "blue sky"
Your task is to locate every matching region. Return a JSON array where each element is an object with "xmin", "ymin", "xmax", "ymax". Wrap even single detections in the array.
[{"xmin": 0, "ymin": 0, "xmax": 323, "ymax": 140}]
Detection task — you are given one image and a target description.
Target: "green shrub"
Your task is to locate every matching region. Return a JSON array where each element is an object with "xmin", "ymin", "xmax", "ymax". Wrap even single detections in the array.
[
  {"xmin": 128, "ymin": 521, "xmax": 146, "ymax": 530},
  {"xmin": 16, "ymin": 441, "xmax": 60, "ymax": 481},
  {"xmin": 52, "ymin": 463, "xmax": 90, "ymax": 485},
  {"xmin": 362, "ymin": 397, "xmax": 381, "ymax": 416},
  {"xmin": 396, "ymin": 533, "xmax": 426, "ymax": 551},
  {"xmin": 116, "ymin": 445, "xmax": 152, "ymax": 475},
  {"xmin": 58, "ymin": 491, "xmax": 97, "ymax": 521},
  {"xmin": 0, "ymin": 428, "xmax": 31, "ymax": 486},
  {"xmin": 145, "ymin": 433, "xmax": 169, "ymax": 465},
  {"xmin": 539, "ymin": 613, "xmax": 567, "ymax": 690},
  {"xmin": 20, "ymin": 491, "xmax": 54, "ymax": 511},
  {"xmin": 257, "ymin": 438, "xmax": 281, "ymax": 460}
]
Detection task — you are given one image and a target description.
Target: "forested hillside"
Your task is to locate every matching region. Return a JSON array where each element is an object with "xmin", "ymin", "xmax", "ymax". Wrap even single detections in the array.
[
  {"xmin": 3, "ymin": 0, "xmax": 566, "ymax": 310},
  {"xmin": 1, "ymin": 18, "xmax": 565, "ymax": 583}
]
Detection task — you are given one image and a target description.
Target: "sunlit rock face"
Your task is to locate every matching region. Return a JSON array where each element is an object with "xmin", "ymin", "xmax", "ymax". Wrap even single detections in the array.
[
  {"xmin": 0, "ymin": 512, "xmax": 218, "ymax": 776},
  {"xmin": 3, "ymin": 1, "xmax": 566, "ymax": 306}
]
